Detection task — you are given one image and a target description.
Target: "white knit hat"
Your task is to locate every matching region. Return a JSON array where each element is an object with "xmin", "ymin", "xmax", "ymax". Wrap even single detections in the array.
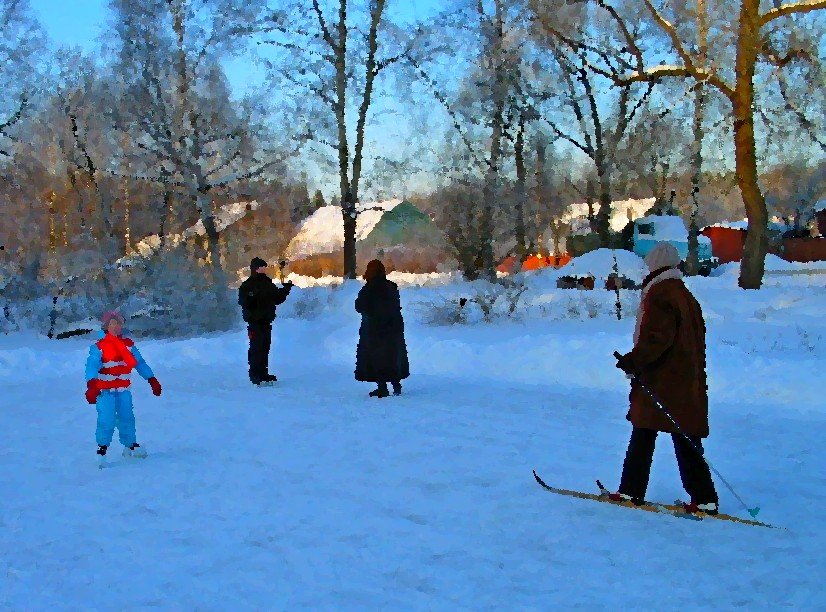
[{"xmin": 643, "ymin": 242, "xmax": 681, "ymax": 272}]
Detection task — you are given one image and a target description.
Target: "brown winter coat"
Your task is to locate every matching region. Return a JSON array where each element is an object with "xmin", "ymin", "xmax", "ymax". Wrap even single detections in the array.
[{"xmin": 625, "ymin": 277, "xmax": 710, "ymax": 437}]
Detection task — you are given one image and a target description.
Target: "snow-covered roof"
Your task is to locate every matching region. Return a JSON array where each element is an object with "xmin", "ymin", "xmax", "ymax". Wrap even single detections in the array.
[
  {"xmin": 563, "ymin": 198, "xmax": 655, "ymax": 235},
  {"xmin": 563, "ymin": 248, "xmax": 647, "ymax": 282},
  {"xmin": 182, "ymin": 201, "xmax": 259, "ymax": 238},
  {"xmin": 705, "ymin": 218, "xmax": 786, "ymax": 231},
  {"xmin": 285, "ymin": 199, "xmax": 402, "ymax": 259},
  {"xmin": 634, "ymin": 215, "xmax": 688, "ymax": 241},
  {"xmin": 706, "ymin": 219, "xmax": 749, "ymax": 230}
]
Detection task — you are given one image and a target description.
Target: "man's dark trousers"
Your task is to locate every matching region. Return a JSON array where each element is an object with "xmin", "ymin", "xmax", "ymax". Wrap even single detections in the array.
[
  {"xmin": 247, "ymin": 322, "xmax": 272, "ymax": 383},
  {"xmin": 618, "ymin": 427, "xmax": 718, "ymax": 504}
]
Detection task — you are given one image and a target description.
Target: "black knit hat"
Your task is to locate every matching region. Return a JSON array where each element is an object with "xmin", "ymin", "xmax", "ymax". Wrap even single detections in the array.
[{"xmin": 250, "ymin": 257, "xmax": 268, "ymax": 271}]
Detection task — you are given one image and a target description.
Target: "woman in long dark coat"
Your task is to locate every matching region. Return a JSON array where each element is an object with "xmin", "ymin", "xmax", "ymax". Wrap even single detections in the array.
[{"xmin": 355, "ymin": 259, "xmax": 410, "ymax": 398}]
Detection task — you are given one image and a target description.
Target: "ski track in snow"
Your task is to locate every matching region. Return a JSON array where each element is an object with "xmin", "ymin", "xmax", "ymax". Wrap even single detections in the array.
[{"xmin": 1, "ymin": 280, "xmax": 825, "ymax": 609}]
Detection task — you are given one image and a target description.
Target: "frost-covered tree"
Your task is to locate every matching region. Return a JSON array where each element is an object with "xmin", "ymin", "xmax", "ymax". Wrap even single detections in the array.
[
  {"xmin": 107, "ymin": 0, "xmax": 294, "ymax": 306},
  {"xmin": 262, "ymin": 0, "xmax": 428, "ymax": 279},
  {"xmin": 547, "ymin": 0, "xmax": 826, "ymax": 288}
]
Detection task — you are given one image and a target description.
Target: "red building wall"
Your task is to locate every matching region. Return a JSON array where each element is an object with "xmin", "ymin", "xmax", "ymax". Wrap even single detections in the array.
[
  {"xmin": 700, "ymin": 227, "xmax": 746, "ymax": 263},
  {"xmin": 782, "ymin": 238, "xmax": 826, "ymax": 263}
]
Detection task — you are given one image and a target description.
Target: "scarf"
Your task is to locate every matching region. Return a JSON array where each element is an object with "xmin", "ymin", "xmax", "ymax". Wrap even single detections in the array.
[{"xmin": 633, "ymin": 266, "xmax": 684, "ymax": 346}]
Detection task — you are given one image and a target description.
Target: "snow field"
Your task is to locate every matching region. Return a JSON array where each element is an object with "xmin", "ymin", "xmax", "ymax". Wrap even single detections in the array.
[{"xmin": 0, "ymin": 269, "xmax": 824, "ymax": 608}]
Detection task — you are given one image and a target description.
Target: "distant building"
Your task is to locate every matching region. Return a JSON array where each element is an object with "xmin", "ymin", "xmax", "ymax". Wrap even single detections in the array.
[
  {"xmin": 284, "ymin": 199, "xmax": 450, "ymax": 276},
  {"xmin": 633, "ymin": 215, "xmax": 713, "ymax": 261}
]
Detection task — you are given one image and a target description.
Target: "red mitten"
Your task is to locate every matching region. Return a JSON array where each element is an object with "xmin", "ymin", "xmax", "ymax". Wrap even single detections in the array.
[
  {"xmin": 85, "ymin": 380, "xmax": 99, "ymax": 404},
  {"xmin": 148, "ymin": 377, "xmax": 162, "ymax": 397}
]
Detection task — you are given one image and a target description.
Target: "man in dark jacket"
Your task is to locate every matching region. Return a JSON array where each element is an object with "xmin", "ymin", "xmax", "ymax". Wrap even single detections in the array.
[
  {"xmin": 613, "ymin": 243, "xmax": 719, "ymax": 514},
  {"xmin": 355, "ymin": 259, "xmax": 409, "ymax": 398},
  {"xmin": 238, "ymin": 257, "xmax": 293, "ymax": 386}
]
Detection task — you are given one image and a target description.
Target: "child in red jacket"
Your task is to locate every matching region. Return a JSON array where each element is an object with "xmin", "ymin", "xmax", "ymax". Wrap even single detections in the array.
[{"xmin": 85, "ymin": 311, "xmax": 162, "ymax": 466}]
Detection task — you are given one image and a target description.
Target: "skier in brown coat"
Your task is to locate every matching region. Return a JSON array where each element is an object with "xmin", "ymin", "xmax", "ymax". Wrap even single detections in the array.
[{"xmin": 612, "ymin": 242, "xmax": 719, "ymax": 514}]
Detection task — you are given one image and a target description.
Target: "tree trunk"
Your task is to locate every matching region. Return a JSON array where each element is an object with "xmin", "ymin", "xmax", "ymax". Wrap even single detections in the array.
[
  {"xmin": 734, "ymin": 0, "xmax": 768, "ymax": 289},
  {"xmin": 685, "ymin": 82, "xmax": 705, "ymax": 276},
  {"xmin": 345, "ymin": 0, "xmax": 387, "ymax": 280},
  {"xmin": 514, "ymin": 110, "xmax": 528, "ymax": 261},
  {"xmin": 685, "ymin": 0, "xmax": 707, "ymax": 277},
  {"xmin": 586, "ymin": 178, "xmax": 597, "ymax": 234},
  {"xmin": 342, "ymin": 191, "xmax": 357, "ymax": 279},
  {"xmin": 596, "ymin": 168, "xmax": 612, "ymax": 245},
  {"xmin": 533, "ymin": 136, "xmax": 548, "ymax": 254}
]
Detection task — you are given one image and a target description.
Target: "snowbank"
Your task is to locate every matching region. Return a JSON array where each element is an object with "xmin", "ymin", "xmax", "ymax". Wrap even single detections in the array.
[
  {"xmin": 712, "ymin": 254, "xmax": 826, "ymax": 277},
  {"xmin": 559, "ymin": 249, "xmax": 647, "ymax": 282}
]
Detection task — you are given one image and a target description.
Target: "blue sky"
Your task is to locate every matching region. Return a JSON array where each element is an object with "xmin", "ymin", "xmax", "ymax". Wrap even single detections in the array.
[
  {"xmin": 30, "ymin": 0, "xmax": 110, "ymax": 49},
  {"xmin": 29, "ymin": 0, "xmax": 447, "ymax": 197},
  {"xmin": 29, "ymin": 0, "xmax": 444, "ymax": 96}
]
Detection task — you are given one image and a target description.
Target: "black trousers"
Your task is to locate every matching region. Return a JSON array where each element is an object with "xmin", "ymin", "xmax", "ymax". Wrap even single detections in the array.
[
  {"xmin": 619, "ymin": 427, "xmax": 718, "ymax": 504},
  {"xmin": 247, "ymin": 323, "xmax": 272, "ymax": 382}
]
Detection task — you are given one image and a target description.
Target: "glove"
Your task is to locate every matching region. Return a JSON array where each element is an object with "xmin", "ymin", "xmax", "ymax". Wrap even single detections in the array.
[
  {"xmin": 615, "ymin": 353, "xmax": 638, "ymax": 376},
  {"xmin": 85, "ymin": 380, "xmax": 99, "ymax": 404},
  {"xmin": 148, "ymin": 377, "xmax": 162, "ymax": 397}
]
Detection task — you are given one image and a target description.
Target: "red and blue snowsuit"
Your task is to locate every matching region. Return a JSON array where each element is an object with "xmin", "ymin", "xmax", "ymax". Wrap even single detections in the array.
[{"xmin": 85, "ymin": 331, "xmax": 156, "ymax": 448}]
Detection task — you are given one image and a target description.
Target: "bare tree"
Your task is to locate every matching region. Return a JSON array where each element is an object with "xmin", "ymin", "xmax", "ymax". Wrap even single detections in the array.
[
  {"xmin": 406, "ymin": 0, "xmax": 533, "ymax": 278},
  {"xmin": 561, "ymin": 0, "xmax": 826, "ymax": 288},
  {"xmin": 263, "ymin": 0, "xmax": 423, "ymax": 279},
  {"xmin": 529, "ymin": 4, "xmax": 654, "ymax": 245},
  {"xmin": 0, "ymin": 0, "xmax": 42, "ymax": 158},
  {"xmin": 108, "ymin": 0, "xmax": 293, "ymax": 300}
]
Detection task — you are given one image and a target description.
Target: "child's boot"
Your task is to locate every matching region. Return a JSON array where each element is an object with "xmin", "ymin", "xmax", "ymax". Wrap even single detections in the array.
[
  {"xmin": 97, "ymin": 445, "xmax": 108, "ymax": 468},
  {"xmin": 123, "ymin": 443, "xmax": 148, "ymax": 459}
]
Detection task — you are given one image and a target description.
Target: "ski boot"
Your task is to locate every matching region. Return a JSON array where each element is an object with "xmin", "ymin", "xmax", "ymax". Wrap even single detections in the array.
[
  {"xmin": 681, "ymin": 501, "xmax": 719, "ymax": 516},
  {"xmin": 391, "ymin": 382, "xmax": 402, "ymax": 396}
]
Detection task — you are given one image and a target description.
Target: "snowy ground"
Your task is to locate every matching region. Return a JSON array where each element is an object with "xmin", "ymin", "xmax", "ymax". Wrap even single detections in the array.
[{"xmin": 1, "ymin": 267, "xmax": 824, "ymax": 609}]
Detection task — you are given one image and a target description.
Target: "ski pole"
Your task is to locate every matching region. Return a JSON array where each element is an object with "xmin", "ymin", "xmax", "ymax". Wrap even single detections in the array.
[{"xmin": 613, "ymin": 351, "xmax": 760, "ymax": 518}]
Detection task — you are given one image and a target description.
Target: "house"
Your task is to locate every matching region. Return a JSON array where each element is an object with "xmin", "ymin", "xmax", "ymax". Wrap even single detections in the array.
[
  {"xmin": 284, "ymin": 199, "xmax": 450, "ymax": 276},
  {"xmin": 781, "ymin": 200, "xmax": 826, "ymax": 263},
  {"xmin": 357, "ymin": 200, "xmax": 450, "ymax": 272},
  {"xmin": 633, "ymin": 215, "xmax": 714, "ymax": 262},
  {"xmin": 701, "ymin": 218, "xmax": 795, "ymax": 263},
  {"xmin": 534, "ymin": 197, "xmax": 655, "ymax": 257},
  {"xmin": 700, "ymin": 221, "xmax": 747, "ymax": 263}
]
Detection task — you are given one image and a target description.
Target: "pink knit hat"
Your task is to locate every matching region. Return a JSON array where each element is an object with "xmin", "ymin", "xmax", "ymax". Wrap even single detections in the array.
[{"xmin": 101, "ymin": 310, "xmax": 125, "ymax": 329}]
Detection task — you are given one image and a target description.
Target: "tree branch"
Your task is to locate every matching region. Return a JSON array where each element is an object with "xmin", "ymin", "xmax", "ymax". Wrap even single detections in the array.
[
  {"xmin": 0, "ymin": 95, "xmax": 27, "ymax": 136},
  {"xmin": 761, "ymin": 0, "xmax": 826, "ymax": 25},
  {"xmin": 311, "ymin": 0, "xmax": 339, "ymax": 55}
]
